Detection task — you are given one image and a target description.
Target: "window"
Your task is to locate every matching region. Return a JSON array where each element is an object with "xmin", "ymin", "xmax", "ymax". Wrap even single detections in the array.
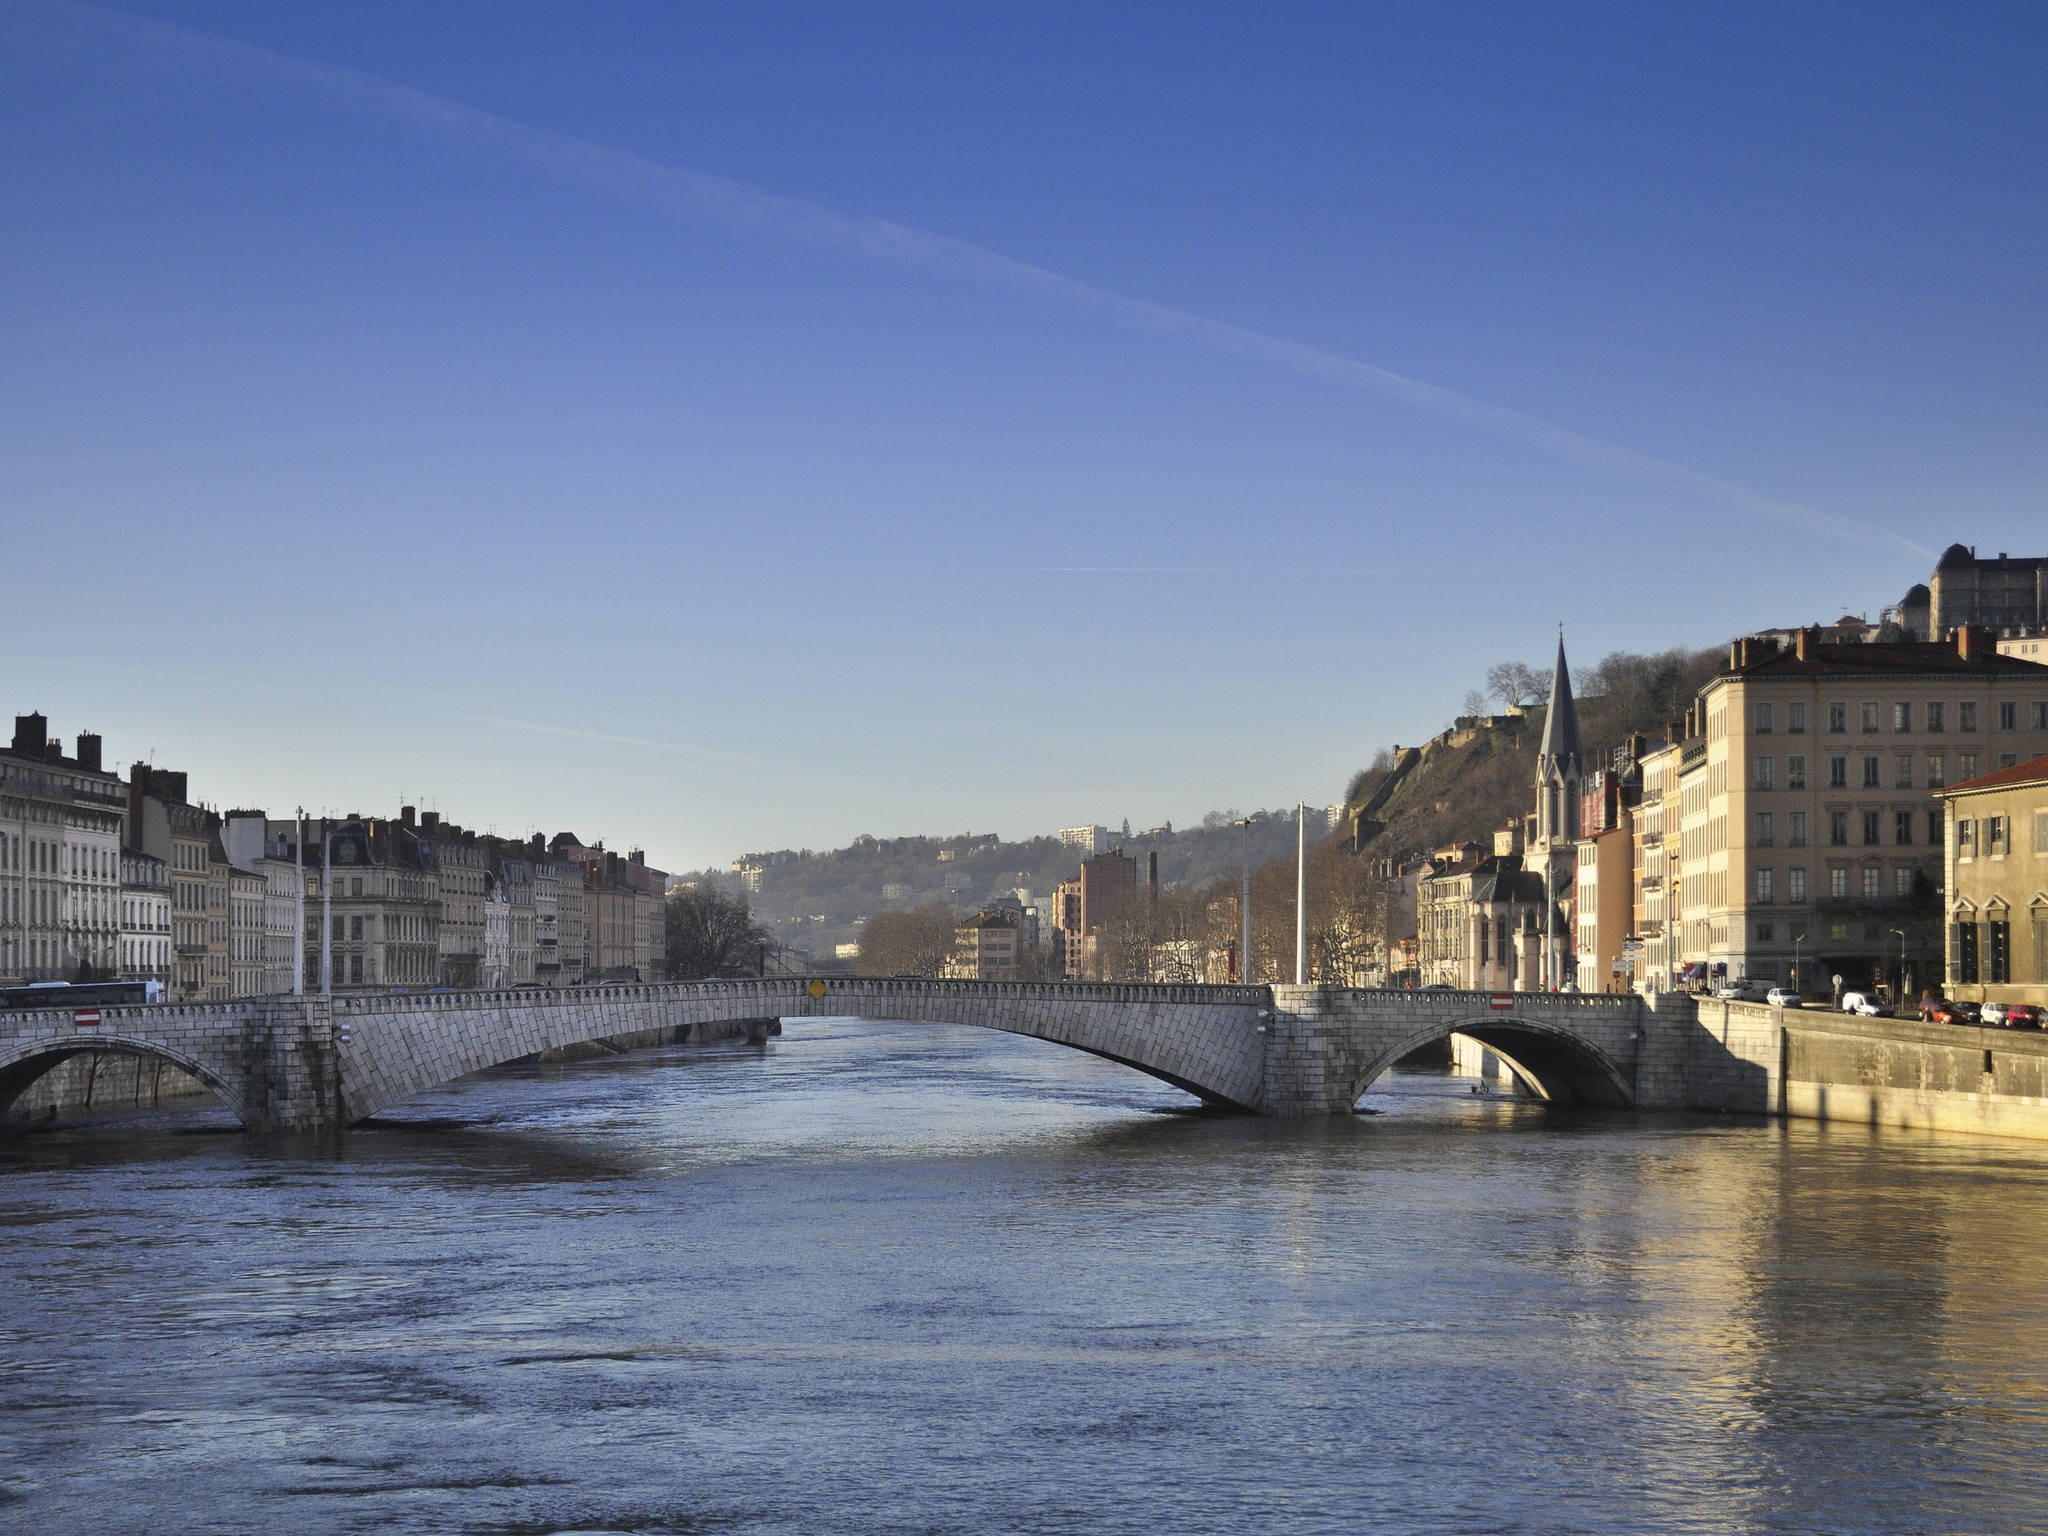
[
  {"xmin": 1960, "ymin": 701, "xmax": 1979, "ymax": 732},
  {"xmin": 1990, "ymin": 920, "xmax": 2011, "ymax": 984},
  {"xmin": 1896, "ymin": 866, "xmax": 1915, "ymax": 898},
  {"xmin": 1789, "ymin": 867, "xmax": 1808, "ymax": 902},
  {"xmin": 1929, "ymin": 810, "xmax": 1943, "ymax": 846},
  {"xmin": 1755, "ymin": 702, "xmax": 1773, "ymax": 734},
  {"xmin": 1999, "ymin": 701, "xmax": 2018, "ymax": 732},
  {"xmin": 1927, "ymin": 754, "xmax": 1945, "ymax": 789},
  {"xmin": 1892, "ymin": 702, "xmax": 1911, "ymax": 733},
  {"xmin": 1830, "ymin": 811, "xmax": 1850, "ymax": 845},
  {"xmin": 1927, "ymin": 701, "xmax": 1945, "ymax": 733},
  {"xmin": 1863, "ymin": 809, "xmax": 1882, "ymax": 845},
  {"xmin": 2000, "ymin": 754, "xmax": 2019, "ymax": 770},
  {"xmin": 2037, "ymin": 810, "xmax": 2048, "ymax": 854},
  {"xmin": 1754, "ymin": 756, "xmax": 1774, "ymax": 790},
  {"xmin": 1895, "ymin": 811, "xmax": 1914, "ymax": 846},
  {"xmin": 1830, "ymin": 867, "xmax": 1850, "ymax": 898},
  {"xmin": 1894, "ymin": 754, "xmax": 1913, "ymax": 789},
  {"xmin": 1757, "ymin": 922, "xmax": 1776, "ymax": 942},
  {"xmin": 1829, "ymin": 756, "xmax": 1849, "ymax": 789},
  {"xmin": 1787, "ymin": 755, "xmax": 1807, "ymax": 789},
  {"xmin": 1956, "ymin": 921, "xmax": 1980, "ymax": 983},
  {"xmin": 1756, "ymin": 811, "xmax": 1775, "ymax": 846},
  {"xmin": 2035, "ymin": 702, "xmax": 2048, "ymax": 730},
  {"xmin": 1863, "ymin": 756, "xmax": 1881, "ymax": 789},
  {"xmin": 1789, "ymin": 702, "xmax": 1807, "ymax": 733},
  {"xmin": 1789, "ymin": 811, "xmax": 1808, "ymax": 846},
  {"xmin": 1988, "ymin": 815, "xmax": 2009, "ymax": 856},
  {"xmin": 1756, "ymin": 868, "xmax": 1775, "ymax": 902},
  {"xmin": 1860, "ymin": 702, "xmax": 1879, "ymax": 732},
  {"xmin": 1960, "ymin": 752, "xmax": 1978, "ymax": 779},
  {"xmin": 1861, "ymin": 867, "xmax": 1880, "ymax": 901},
  {"xmin": 1828, "ymin": 702, "xmax": 1847, "ymax": 733},
  {"xmin": 1958, "ymin": 819, "xmax": 1977, "ymax": 857}
]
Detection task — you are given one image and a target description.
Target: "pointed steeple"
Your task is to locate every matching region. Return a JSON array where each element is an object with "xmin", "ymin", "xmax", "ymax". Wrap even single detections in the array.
[{"xmin": 1537, "ymin": 634, "xmax": 1582, "ymax": 773}]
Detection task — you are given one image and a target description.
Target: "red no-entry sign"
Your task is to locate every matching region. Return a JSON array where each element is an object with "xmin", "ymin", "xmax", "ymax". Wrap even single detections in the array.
[
  {"xmin": 73, "ymin": 1008, "xmax": 101, "ymax": 1029},
  {"xmin": 1490, "ymin": 993, "xmax": 1514, "ymax": 1010}
]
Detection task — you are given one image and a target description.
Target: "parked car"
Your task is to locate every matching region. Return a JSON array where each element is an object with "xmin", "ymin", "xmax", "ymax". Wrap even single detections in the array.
[
  {"xmin": 1765, "ymin": 987, "xmax": 1803, "ymax": 1009},
  {"xmin": 2006, "ymin": 1004, "xmax": 2046, "ymax": 1029},
  {"xmin": 1838, "ymin": 990, "xmax": 1886, "ymax": 1016},
  {"xmin": 1930, "ymin": 1000, "xmax": 1981, "ymax": 1026},
  {"xmin": 1717, "ymin": 979, "xmax": 1772, "ymax": 1002},
  {"xmin": 1917, "ymin": 994, "xmax": 1948, "ymax": 1021},
  {"xmin": 1980, "ymin": 1001, "xmax": 2012, "ymax": 1027}
]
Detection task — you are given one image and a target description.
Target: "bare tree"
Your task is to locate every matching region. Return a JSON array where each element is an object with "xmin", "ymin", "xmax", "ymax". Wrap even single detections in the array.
[
  {"xmin": 1486, "ymin": 660, "xmax": 1546, "ymax": 709},
  {"xmin": 856, "ymin": 904, "xmax": 958, "ymax": 977},
  {"xmin": 664, "ymin": 885, "xmax": 770, "ymax": 979}
]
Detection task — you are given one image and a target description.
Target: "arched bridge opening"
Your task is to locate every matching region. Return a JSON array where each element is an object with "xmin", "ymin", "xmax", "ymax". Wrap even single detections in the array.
[
  {"xmin": 0, "ymin": 1036, "xmax": 247, "ymax": 1129},
  {"xmin": 1353, "ymin": 1015, "xmax": 1634, "ymax": 1111}
]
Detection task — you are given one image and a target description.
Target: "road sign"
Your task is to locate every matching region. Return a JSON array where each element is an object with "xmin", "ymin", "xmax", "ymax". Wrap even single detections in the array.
[
  {"xmin": 807, "ymin": 979, "xmax": 827, "ymax": 999},
  {"xmin": 1490, "ymin": 993, "xmax": 1514, "ymax": 1010},
  {"xmin": 73, "ymin": 1009, "xmax": 101, "ymax": 1029}
]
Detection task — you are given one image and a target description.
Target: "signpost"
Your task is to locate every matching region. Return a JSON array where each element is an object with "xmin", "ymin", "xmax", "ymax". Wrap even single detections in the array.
[{"xmin": 72, "ymin": 1009, "xmax": 101, "ymax": 1029}]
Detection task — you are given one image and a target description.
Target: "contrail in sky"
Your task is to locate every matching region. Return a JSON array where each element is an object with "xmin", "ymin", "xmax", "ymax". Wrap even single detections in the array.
[{"xmin": 12, "ymin": 0, "xmax": 1931, "ymax": 560}]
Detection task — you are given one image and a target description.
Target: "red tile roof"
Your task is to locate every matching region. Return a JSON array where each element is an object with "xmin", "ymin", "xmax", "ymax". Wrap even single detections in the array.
[{"xmin": 1946, "ymin": 751, "xmax": 2048, "ymax": 796}]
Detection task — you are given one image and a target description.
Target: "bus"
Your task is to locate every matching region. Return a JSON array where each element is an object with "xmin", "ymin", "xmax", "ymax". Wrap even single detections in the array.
[{"xmin": 0, "ymin": 980, "xmax": 164, "ymax": 1011}]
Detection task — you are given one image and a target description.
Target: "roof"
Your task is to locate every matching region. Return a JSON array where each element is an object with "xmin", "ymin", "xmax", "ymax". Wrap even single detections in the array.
[
  {"xmin": 1721, "ymin": 641, "xmax": 2048, "ymax": 681},
  {"xmin": 1945, "ymin": 751, "xmax": 2048, "ymax": 797},
  {"xmin": 958, "ymin": 910, "xmax": 1018, "ymax": 929},
  {"xmin": 1937, "ymin": 543, "xmax": 1976, "ymax": 570},
  {"xmin": 1537, "ymin": 635, "xmax": 1582, "ymax": 768}
]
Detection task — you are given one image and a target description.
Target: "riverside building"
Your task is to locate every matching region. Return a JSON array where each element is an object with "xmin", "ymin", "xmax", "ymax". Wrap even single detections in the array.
[
  {"xmin": 1939, "ymin": 751, "xmax": 2048, "ymax": 1009},
  {"xmin": 0, "ymin": 716, "xmax": 126, "ymax": 983},
  {"xmin": 1673, "ymin": 627, "xmax": 2048, "ymax": 997}
]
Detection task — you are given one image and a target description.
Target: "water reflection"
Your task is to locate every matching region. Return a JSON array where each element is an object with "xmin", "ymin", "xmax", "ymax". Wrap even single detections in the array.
[{"xmin": 4, "ymin": 1018, "xmax": 2047, "ymax": 1534}]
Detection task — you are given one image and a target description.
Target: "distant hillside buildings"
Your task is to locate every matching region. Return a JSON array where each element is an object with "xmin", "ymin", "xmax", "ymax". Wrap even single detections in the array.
[{"xmin": 0, "ymin": 712, "xmax": 669, "ymax": 998}]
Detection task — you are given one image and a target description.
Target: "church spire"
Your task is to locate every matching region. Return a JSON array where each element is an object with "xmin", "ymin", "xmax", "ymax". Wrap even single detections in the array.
[{"xmin": 1537, "ymin": 633, "xmax": 1582, "ymax": 773}]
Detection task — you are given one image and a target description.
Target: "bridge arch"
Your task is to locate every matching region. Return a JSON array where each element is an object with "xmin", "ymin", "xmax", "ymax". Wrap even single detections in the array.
[
  {"xmin": 1351, "ymin": 1013, "xmax": 1634, "ymax": 1109},
  {"xmin": 0, "ymin": 1034, "xmax": 248, "ymax": 1126},
  {"xmin": 337, "ymin": 978, "xmax": 1271, "ymax": 1122}
]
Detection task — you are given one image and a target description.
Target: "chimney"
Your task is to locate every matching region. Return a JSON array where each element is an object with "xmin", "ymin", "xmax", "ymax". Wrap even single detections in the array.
[
  {"xmin": 630, "ymin": 849, "xmax": 644, "ymax": 866},
  {"xmin": 75, "ymin": 733, "xmax": 102, "ymax": 773},
  {"xmin": 11, "ymin": 713, "xmax": 46, "ymax": 758},
  {"xmin": 161, "ymin": 770, "xmax": 188, "ymax": 803},
  {"xmin": 421, "ymin": 811, "xmax": 439, "ymax": 832},
  {"xmin": 1958, "ymin": 624, "xmax": 1993, "ymax": 659},
  {"xmin": 1147, "ymin": 850, "xmax": 1159, "ymax": 898},
  {"xmin": 1731, "ymin": 639, "xmax": 1746, "ymax": 669},
  {"xmin": 531, "ymin": 832, "xmax": 544, "ymax": 853},
  {"xmin": 401, "ymin": 805, "xmax": 416, "ymax": 828}
]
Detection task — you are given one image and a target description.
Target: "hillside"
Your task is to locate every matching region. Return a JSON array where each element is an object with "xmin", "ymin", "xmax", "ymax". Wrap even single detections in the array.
[
  {"xmin": 724, "ymin": 811, "xmax": 1334, "ymax": 961},
  {"xmin": 1345, "ymin": 644, "xmax": 1725, "ymax": 864}
]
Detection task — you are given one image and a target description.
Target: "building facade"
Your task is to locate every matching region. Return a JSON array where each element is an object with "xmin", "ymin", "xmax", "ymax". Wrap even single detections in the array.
[
  {"xmin": 1939, "ymin": 752, "xmax": 2048, "ymax": 1008},
  {"xmin": 0, "ymin": 718, "xmax": 126, "ymax": 984},
  {"xmin": 1675, "ymin": 628, "xmax": 2048, "ymax": 997},
  {"xmin": 946, "ymin": 910, "xmax": 1021, "ymax": 980}
]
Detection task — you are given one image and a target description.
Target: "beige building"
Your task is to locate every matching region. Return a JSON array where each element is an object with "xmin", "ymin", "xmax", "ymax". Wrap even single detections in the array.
[
  {"xmin": 1633, "ymin": 743, "xmax": 1680, "ymax": 993},
  {"xmin": 1, "ymin": 717, "xmax": 125, "ymax": 984},
  {"xmin": 946, "ymin": 910, "xmax": 1021, "ymax": 979},
  {"xmin": 1418, "ymin": 846, "xmax": 1544, "ymax": 990},
  {"xmin": 1929, "ymin": 544, "xmax": 2048, "ymax": 637},
  {"xmin": 1673, "ymin": 628, "xmax": 2048, "ymax": 997},
  {"xmin": 310, "ymin": 817, "xmax": 443, "ymax": 990},
  {"xmin": 1939, "ymin": 751, "xmax": 2048, "ymax": 1008},
  {"xmin": 228, "ymin": 862, "xmax": 265, "ymax": 998},
  {"xmin": 420, "ymin": 813, "xmax": 486, "ymax": 987}
]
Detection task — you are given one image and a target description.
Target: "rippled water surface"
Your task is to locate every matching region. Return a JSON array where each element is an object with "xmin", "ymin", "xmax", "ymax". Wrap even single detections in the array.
[{"xmin": 7, "ymin": 1019, "xmax": 2048, "ymax": 1534}]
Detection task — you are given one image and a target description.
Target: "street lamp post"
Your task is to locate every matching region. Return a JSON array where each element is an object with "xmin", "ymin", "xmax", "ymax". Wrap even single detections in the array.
[
  {"xmin": 1792, "ymin": 933, "xmax": 1803, "ymax": 999},
  {"xmin": 1891, "ymin": 927, "xmax": 1909, "ymax": 1012},
  {"xmin": 1236, "ymin": 817, "xmax": 1252, "ymax": 984}
]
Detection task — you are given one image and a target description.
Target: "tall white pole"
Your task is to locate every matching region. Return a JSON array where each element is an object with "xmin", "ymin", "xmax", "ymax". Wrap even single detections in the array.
[
  {"xmin": 1295, "ymin": 800, "xmax": 1307, "ymax": 985},
  {"xmin": 292, "ymin": 808, "xmax": 305, "ymax": 996},
  {"xmin": 320, "ymin": 818, "xmax": 333, "ymax": 997},
  {"xmin": 1238, "ymin": 817, "xmax": 1252, "ymax": 984}
]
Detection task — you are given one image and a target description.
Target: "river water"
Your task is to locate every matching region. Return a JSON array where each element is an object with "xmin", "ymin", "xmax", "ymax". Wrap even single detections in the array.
[{"xmin": 6, "ymin": 1018, "xmax": 2048, "ymax": 1535}]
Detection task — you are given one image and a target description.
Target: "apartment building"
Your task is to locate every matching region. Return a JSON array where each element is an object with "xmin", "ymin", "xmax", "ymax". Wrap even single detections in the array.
[
  {"xmin": 1418, "ymin": 844, "xmax": 1544, "ymax": 990},
  {"xmin": 1675, "ymin": 627, "xmax": 2048, "ymax": 996},
  {"xmin": 1940, "ymin": 751, "xmax": 2048, "ymax": 1007},
  {"xmin": 119, "ymin": 847, "xmax": 172, "ymax": 987},
  {"xmin": 310, "ymin": 816, "xmax": 442, "ymax": 989},
  {"xmin": 0, "ymin": 716, "xmax": 126, "ymax": 983},
  {"xmin": 1633, "ymin": 745, "xmax": 1678, "ymax": 993},
  {"xmin": 419, "ymin": 812, "xmax": 486, "ymax": 987},
  {"xmin": 946, "ymin": 910, "xmax": 1021, "ymax": 980},
  {"xmin": 224, "ymin": 811, "xmax": 301, "ymax": 996},
  {"xmin": 228, "ymin": 861, "xmax": 265, "ymax": 998},
  {"xmin": 125, "ymin": 763, "xmax": 217, "ymax": 1002}
]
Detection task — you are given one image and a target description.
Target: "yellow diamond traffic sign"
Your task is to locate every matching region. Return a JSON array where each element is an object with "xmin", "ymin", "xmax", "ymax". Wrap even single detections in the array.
[{"xmin": 807, "ymin": 979, "xmax": 827, "ymax": 999}]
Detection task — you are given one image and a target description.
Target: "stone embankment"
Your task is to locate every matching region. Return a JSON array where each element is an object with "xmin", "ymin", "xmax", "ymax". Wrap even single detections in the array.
[{"xmin": 1460, "ymin": 999, "xmax": 2048, "ymax": 1142}]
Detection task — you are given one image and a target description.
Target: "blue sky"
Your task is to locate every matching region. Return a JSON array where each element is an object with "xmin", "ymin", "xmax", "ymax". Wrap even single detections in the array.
[{"xmin": 5, "ymin": 1, "xmax": 2045, "ymax": 871}]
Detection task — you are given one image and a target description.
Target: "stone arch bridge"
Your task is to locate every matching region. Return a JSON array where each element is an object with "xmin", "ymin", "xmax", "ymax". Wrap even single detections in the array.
[{"xmin": 0, "ymin": 979, "xmax": 1768, "ymax": 1132}]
